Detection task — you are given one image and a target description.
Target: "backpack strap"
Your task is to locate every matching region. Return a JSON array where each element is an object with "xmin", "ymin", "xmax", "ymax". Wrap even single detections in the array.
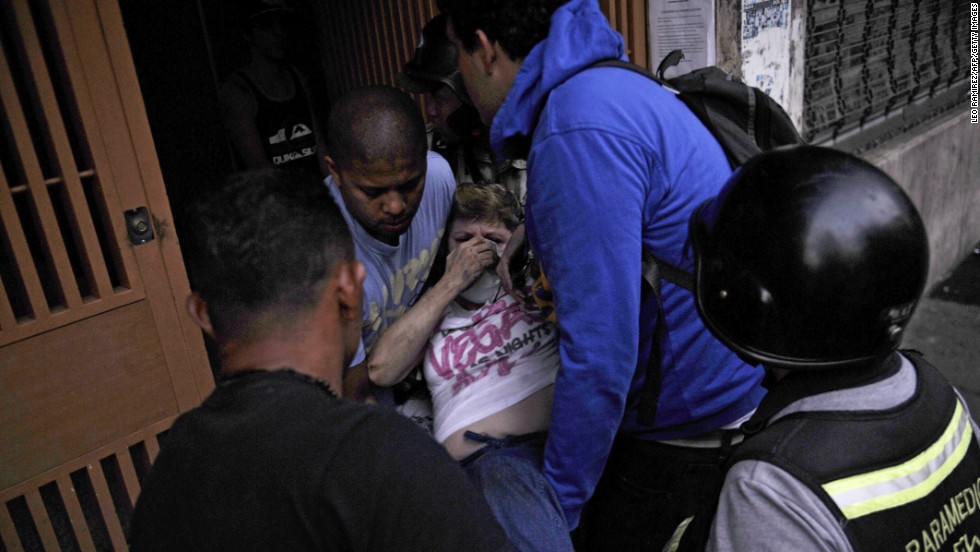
[
  {"xmin": 642, "ymin": 248, "xmax": 694, "ymax": 293},
  {"xmin": 637, "ymin": 248, "xmax": 694, "ymax": 425},
  {"xmin": 592, "ymin": 58, "xmax": 666, "ymax": 85}
]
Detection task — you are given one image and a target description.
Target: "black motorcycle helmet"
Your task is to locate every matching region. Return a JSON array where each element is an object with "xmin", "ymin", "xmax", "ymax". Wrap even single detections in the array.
[{"xmin": 689, "ymin": 146, "xmax": 929, "ymax": 370}]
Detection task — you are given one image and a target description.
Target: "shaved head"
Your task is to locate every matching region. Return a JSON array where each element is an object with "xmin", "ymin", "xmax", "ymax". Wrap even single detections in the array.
[{"xmin": 326, "ymin": 85, "xmax": 427, "ymax": 170}]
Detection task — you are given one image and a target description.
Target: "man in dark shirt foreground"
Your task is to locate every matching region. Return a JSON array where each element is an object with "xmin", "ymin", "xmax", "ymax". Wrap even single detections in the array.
[{"xmin": 129, "ymin": 168, "xmax": 514, "ymax": 551}]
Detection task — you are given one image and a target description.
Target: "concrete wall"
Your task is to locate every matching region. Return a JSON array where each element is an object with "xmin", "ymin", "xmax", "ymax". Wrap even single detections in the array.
[{"xmin": 863, "ymin": 112, "xmax": 980, "ymax": 290}]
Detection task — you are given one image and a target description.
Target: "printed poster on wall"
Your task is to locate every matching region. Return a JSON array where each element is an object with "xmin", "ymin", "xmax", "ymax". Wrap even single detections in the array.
[
  {"xmin": 742, "ymin": 0, "xmax": 792, "ymax": 106},
  {"xmin": 648, "ymin": 0, "xmax": 716, "ymax": 78}
]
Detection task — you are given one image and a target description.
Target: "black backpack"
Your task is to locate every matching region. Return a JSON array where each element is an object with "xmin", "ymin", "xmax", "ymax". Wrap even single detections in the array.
[
  {"xmin": 592, "ymin": 50, "xmax": 805, "ymax": 426},
  {"xmin": 597, "ymin": 49, "xmax": 804, "ymax": 168}
]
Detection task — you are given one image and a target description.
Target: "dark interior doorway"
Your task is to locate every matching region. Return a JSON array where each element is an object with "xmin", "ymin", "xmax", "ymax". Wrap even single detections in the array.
[{"xmin": 118, "ymin": 0, "xmax": 331, "ymax": 229}]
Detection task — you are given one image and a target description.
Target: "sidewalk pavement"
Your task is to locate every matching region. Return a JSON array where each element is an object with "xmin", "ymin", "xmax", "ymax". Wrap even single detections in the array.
[{"xmin": 902, "ymin": 246, "xmax": 980, "ymax": 417}]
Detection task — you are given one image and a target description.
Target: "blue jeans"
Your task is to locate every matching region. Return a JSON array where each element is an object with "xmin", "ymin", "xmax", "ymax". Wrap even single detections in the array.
[{"xmin": 461, "ymin": 432, "xmax": 574, "ymax": 552}]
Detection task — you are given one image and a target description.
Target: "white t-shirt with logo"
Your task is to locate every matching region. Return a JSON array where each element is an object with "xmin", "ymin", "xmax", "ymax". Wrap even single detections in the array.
[{"xmin": 425, "ymin": 294, "xmax": 560, "ymax": 443}]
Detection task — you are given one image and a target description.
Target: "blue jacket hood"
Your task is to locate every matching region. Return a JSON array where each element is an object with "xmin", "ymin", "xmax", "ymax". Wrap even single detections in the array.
[{"xmin": 490, "ymin": 0, "xmax": 625, "ymax": 155}]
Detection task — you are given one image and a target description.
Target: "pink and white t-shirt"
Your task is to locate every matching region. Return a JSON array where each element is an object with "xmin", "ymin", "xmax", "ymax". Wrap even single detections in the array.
[{"xmin": 424, "ymin": 294, "xmax": 560, "ymax": 443}]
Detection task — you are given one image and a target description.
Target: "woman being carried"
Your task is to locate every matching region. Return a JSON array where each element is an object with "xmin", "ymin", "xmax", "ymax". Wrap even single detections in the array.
[{"xmin": 368, "ymin": 183, "xmax": 571, "ymax": 552}]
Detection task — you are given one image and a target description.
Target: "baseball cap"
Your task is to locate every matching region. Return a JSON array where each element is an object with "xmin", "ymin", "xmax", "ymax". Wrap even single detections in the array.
[
  {"xmin": 397, "ymin": 14, "xmax": 465, "ymax": 98},
  {"xmin": 244, "ymin": 0, "xmax": 294, "ymax": 21}
]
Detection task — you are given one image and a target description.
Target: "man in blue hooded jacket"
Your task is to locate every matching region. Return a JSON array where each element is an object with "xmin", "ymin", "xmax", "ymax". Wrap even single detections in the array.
[{"xmin": 440, "ymin": 0, "xmax": 767, "ymax": 549}]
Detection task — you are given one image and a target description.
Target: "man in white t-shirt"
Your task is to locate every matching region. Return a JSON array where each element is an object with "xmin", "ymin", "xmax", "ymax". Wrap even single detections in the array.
[{"xmin": 324, "ymin": 85, "xmax": 489, "ymax": 417}]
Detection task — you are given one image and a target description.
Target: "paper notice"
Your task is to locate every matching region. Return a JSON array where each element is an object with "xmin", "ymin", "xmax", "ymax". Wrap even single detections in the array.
[{"xmin": 648, "ymin": 0, "xmax": 716, "ymax": 78}]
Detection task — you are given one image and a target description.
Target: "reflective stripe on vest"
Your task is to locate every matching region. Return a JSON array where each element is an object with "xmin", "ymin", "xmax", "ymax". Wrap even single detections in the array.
[{"xmin": 823, "ymin": 400, "xmax": 973, "ymax": 519}]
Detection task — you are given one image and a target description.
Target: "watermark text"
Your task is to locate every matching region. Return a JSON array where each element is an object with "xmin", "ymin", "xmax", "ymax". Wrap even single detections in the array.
[{"xmin": 972, "ymin": 3, "xmax": 978, "ymax": 123}]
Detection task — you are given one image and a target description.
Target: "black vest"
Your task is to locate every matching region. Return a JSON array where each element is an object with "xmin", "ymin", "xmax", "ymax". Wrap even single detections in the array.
[{"xmin": 675, "ymin": 352, "xmax": 980, "ymax": 551}]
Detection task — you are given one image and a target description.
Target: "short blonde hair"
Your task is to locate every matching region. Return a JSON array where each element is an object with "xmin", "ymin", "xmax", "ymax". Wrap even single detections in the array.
[{"xmin": 450, "ymin": 183, "xmax": 521, "ymax": 230}]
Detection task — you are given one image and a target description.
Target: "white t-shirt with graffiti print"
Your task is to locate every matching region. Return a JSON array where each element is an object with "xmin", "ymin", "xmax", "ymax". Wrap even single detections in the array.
[{"xmin": 425, "ymin": 293, "xmax": 560, "ymax": 444}]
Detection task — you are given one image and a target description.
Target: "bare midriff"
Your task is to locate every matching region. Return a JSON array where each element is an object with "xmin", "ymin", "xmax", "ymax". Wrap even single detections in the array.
[{"xmin": 441, "ymin": 384, "xmax": 555, "ymax": 461}]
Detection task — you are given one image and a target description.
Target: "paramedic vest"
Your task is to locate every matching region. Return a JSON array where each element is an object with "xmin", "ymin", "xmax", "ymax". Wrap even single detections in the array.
[{"xmin": 730, "ymin": 352, "xmax": 980, "ymax": 552}]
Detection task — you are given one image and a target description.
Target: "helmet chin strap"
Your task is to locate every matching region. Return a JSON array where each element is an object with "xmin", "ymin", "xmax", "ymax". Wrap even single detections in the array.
[{"xmin": 876, "ymin": 324, "xmax": 905, "ymax": 358}]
